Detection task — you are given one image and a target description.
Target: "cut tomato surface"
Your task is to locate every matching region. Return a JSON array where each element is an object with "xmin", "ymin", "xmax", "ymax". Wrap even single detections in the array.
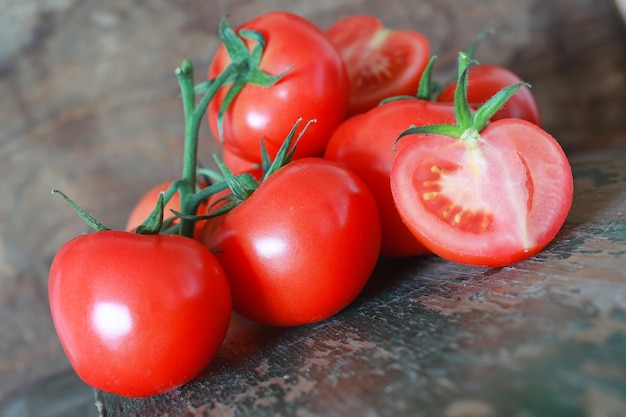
[
  {"xmin": 326, "ymin": 15, "xmax": 430, "ymax": 115},
  {"xmin": 391, "ymin": 118, "xmax": 573, "ymax": 267}
]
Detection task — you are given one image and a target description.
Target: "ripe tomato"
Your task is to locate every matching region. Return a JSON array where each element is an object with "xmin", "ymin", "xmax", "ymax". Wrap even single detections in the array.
[
  {"xmin": 207, "ymin": 11, "xmax": 350, "ymax": 164},
  {"xmin": 48, "ymin": 231, "xmax": 232, "ymax": 397},
  {"xmin": 324, "ymin": 98, "xmax": 457, "ymax": 257},
  {"xmin": 325, "ymin": 15, "xmax": 430, "ymax": 116},
  {"xmin": 200, "ymin": 158, "xmax": 381, "ymax": 327},
  {"xmin": 391, "ymin": 118, "xmax": 573, "ymax": 267},
  {"xmin": 126, "ymin": 180, "xmax": 208, "ymax": 239},
  {"xmin": 437, "ymin": 65, "xmax": 541, "ymax": 125},
  {"xmin": 221, "ymin": 146, "xmax": 262, "ymax": 179}
]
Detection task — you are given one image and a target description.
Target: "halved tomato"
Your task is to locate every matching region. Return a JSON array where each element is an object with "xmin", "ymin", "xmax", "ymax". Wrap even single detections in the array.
[
  {"xmin": 390, "ymin": 118, "xmax": 573, "ymax": 267},
  {"xmin": 326, "ymin": 15, "xmax": 430, "ymax": 115}
]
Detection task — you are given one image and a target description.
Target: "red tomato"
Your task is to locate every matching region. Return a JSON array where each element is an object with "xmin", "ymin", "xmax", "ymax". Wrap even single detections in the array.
[
  {"xmin": 324, "ymin": 99, "xmax": 457, "ymax": 257},
  {"xmin": 200, "ymin": 158, "xmax": 381, "ymax": 326},
  {"xmin": 208, "ymin": 11, "xmax": 350, "ymax": 163},
  {"xmin": 126, "ymin": 180, "xmax": 208, "ymax": 239},
  {"xmin": 48, "ymin": 231, "xmax": 231, "ymax": 397},
  {"xmin": 437, "ymin": 65, "xmax": 541, "ymax": 125},
  {"xmin": 222, "ymin": 146, "xmax": 262, "ymax": 179},
  {"xmin": 391, "ymin": 119, "xmax": 573, "ymax": 267},
  {"xmin": 325, "ymin": 15, "xmax": 430, "ymax": 115}
]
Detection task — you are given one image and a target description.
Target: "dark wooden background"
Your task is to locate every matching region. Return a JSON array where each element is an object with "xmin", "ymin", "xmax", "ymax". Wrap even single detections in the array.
[{"xmin": 0, "ymin": 0, "xmax": 624, "ymax": 415}]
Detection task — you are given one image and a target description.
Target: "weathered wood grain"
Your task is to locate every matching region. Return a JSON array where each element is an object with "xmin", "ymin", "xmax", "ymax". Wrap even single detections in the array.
[
  {"xmin": 0, "ymin": 0, "xmax": 624, "ymax": 415},
  {"xmin": 94, "ymin": 143, "xmax": 626, "ymax": 417}
]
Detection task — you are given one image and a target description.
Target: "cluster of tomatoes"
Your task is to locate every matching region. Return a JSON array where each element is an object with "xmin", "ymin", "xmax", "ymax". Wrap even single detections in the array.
[{"xmin": 48, "ymin": 11, "xmax": 573, "ymax": 398}]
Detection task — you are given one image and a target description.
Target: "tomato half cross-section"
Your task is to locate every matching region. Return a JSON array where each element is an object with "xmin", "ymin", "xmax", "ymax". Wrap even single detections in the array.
[
  {"xmin": 207, "ymin": 11, "xmax": 350, "ymax": 164},
  {"xmin": 391, "ymin": 118, "xmax": 573, "ymax": 267},
  {"xmin": 325, "ymin": 15, "xmax": 430, "ymax": 116},
  {"xmin": 48, "ymin": 231, "xmax": 232, "ymax": 398},
  {"xmin": 201, "ymin": 157, "xmax": 381, "ymax": 327}
]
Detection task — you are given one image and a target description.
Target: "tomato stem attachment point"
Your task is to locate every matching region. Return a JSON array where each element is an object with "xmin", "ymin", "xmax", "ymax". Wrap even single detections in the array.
[{"xmin": 394, "ymin": 51, "xmax": 530, "ymax": 149}]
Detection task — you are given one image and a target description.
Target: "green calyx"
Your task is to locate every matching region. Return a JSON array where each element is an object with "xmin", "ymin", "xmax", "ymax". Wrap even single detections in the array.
[
  {"xmin": 183, "ymin": 118, "xmax": 316, "ymax": 222},
  {"xmin": 194, "ymin": 18, "xmax": 291, "ymax": 144},
  {"xmin": 395, "ymin": 51, "xmax": 529, "ymax": 147}
]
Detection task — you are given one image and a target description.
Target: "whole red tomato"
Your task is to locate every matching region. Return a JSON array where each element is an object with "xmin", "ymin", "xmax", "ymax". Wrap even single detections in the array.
[
  {"xmin": 324, "ymin": 98, "xmax": 457, "ymax": 257},
  {"xmin": 200, "ymin": 158, "xmax": 381, "ymax": 327},
  {"xmin": 48, "ymin": 231, "xmax": 232, "ymax": 397},
  {"xmin": 325, "ymin": 15, "xmax": 431, "ymax": 115},
  {"xmin": 391, "ymin": 118, "xmax": 572, "ymax": 267},
  {"xmin": 207, "ymin": 11, "xmax": 350, "ymax": 163},
  {"xmin": 437, "ymin": 65, "xmax": 541, "ymax": 125},
  {"xmin": 126, "ymin": 180, "xmax": 209, "ymax": 239}
]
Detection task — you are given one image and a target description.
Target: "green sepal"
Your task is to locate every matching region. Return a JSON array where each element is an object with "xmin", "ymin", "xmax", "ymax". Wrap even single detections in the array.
[
  {"xmin": 416, "ymin": 55, "xmax": 439, "ymax": 100},
  {"xmin": 394, "ymin": 50, "xmax": 531, "ymax": 148},
  {"xmin": 219, "ymin": 17, "xmax": 250, "ymax": 64},
  {"xmin": 454, "ymin": 53, "xmax": 477, "ymax": 130},
  {"xmin": 214, "ymin": 17, "xmax": 291, "ymax": 143},
  {"xmin": 213, "ymin": 155, "xmax": 257, "ymax": 201},
  {"xmin": 472, "ymin": 81, "xmax": 529, "ymax": 131},
  {"xmin": 135, "ymin": 192, "xmax": 165, "ymax": 235},
  {"xmin": 260, "ymin": 118, "xmax": 315, "ymax": 182},
  {"xmin": 52, "ymin": 190, "xmax": 110, "ymax": 232},
  {"xmin": 393, "ymin": 124, "xmax": 464, "ymax": 150},
  {"xmin": 466, "ymin": 28, "xmax": 495, "ymax": 62},
  {"xmin": 379, "ymin": 55, "xmax": 441, "ymax": 106}
]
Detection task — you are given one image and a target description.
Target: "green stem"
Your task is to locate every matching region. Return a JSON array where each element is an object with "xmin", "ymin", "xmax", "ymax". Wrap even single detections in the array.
[
  {"xmin": 175, "ymin": 61, "xmax": 240, "ymax": 238},
  {"xmin": 176, "ymin": 60, "xmax": 200, "ymax": 238}
]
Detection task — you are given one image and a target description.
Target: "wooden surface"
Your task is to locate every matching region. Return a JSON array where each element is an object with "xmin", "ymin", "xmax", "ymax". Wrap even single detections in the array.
[
  {"xmin": 98, "ymin": 144, "xmax": 626, "ymax": 417},
  {"xmin": 0, "ymin": 0, "xmax": 624, "ymax": 416}
]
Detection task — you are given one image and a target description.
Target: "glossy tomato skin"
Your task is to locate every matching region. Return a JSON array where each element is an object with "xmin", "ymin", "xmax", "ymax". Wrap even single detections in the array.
[
  {"xmin": 391, "ymin": 119, "xmax": 573, "ymax": 267},
  {"xmin": 326, "ymin": 15, "xmax": 431, "ymax": 116},
  {"xmin": 48, "ymin": 231, "xmax": 232, "ymax": 397},
  {"xmin": 201, "ymin": 158, "xmax": 381, "ymax": 327},
  {"xmin": 126, "ymin": 180, "xmax": 208, "ymax": 239},
  {"xmin": 437, "ymin": 65, "xmax": 541, "ymax": 125},
  {"xmin": 222, "ymin": 147, "xmax": 263, "ymax": 179},
  {"xmin": 324, "ymin": 99, "xmax": 457, "ymax": 257},
  {"xmin": 208, "ymin": 11, "xmax": 350, "ymax": 163}
]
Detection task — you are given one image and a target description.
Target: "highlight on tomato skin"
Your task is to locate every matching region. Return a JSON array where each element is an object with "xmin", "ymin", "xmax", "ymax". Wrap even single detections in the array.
[
  {"xmin": 390, "ymin": 119, "xmax": 573, "ymax": 267},
  {"xmin": 325, "ymin": 14, "xmax": 431, "ymax": 116},
  {"xmin": 200, "ymin": 157, "xmax": 382, "ymax": 327},
  {"xmin": 48, "ymin": 231, "xmax": 232, "ymax": 398}
]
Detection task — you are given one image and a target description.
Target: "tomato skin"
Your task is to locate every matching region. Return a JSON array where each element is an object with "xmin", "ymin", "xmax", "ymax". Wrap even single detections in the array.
[
  {"xmin": 390, "ymin": 119, "xmax": 573, "ymax": 267},
  {"xmin": 326, "ymin": 15, "xmax": 431, "ymax": 116},
  {"xmin": 200, "ymin": 158, "xmax": 381, "ymax": 327},
  {"xmin": 437, "ymin": 65, "xmax": 541, "ymax": 125},
  {"xmin": 222, "ymin": 146, "xmax": 263, "ymax": 179},
  {"xmin": 324, "ymin": 99, "xmax": 457, "ymax": 257},
  {"xmin": 208, "ymin": 11, "xmax": 350, "ymax": 163},
  {"xmin": 48, "ymin": 231, "xmax": 232, "ymax": 397},
  {"xmin": 126, "ymin": 180, "xmax": 208, "ymax": 239}
]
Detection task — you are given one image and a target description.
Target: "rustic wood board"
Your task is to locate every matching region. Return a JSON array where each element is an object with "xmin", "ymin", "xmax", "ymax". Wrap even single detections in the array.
[
  {"xmin": 94, "ymin": 143, "xmax": 626, "ymax": 416},
  {"xmin": 0, "ymin": 0, "xmax": 624, "ymax": 414}
]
